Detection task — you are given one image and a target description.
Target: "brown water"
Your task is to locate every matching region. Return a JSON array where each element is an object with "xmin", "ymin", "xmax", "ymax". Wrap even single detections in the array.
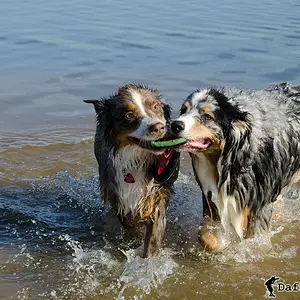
[
  {"xmin": 1, "ymin": 128, "xmax": 300, "ymax": 300},
  {"xmin": 1, "ymin": 0, "xmax": 300, "ymax": 299}
]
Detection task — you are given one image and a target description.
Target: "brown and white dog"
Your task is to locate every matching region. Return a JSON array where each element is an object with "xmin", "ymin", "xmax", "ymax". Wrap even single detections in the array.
[
  {"xmin": 84, "ymin": 84, "xmax": 180, "ymax": 257},
  {"xmin": 170, "ymin": 83, "xmax": 300, "ymax": 251}
]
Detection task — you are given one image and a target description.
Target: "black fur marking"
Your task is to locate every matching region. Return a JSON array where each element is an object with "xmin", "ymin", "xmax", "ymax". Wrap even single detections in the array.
[{"xmin": 208, "ymin": 89, "xmax": 249, "ymax": 125}]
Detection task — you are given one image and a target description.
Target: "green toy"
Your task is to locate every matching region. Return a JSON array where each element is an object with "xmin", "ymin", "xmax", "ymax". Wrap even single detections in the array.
[{"xmin": 150, "ymin": 137, "xmax": 187, "ymax": 148}]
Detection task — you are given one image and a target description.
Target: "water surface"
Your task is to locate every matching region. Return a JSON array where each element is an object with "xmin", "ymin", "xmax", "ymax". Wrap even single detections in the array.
[{"xmin": 1, "ymin": 0, "xmax": 300, "ymax": 299}]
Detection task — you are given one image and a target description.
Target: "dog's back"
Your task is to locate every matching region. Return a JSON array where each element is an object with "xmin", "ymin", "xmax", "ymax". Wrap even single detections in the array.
[
  {"xmin": 218, "ymin": 84, "xmax": 300, "ymax": 236},
  {"xmin": 221, "ymin": 85, "xmax": 300, "ymax": 195}
]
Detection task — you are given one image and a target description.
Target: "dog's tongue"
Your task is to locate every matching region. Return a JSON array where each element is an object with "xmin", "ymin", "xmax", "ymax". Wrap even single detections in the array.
[
  {"xmin": 183, "ymin": 139, "xmax": 211, "ymax": 149},
  {"xmin": 157, "ymin": 148, "xmax": 174, "ymax": 175}
]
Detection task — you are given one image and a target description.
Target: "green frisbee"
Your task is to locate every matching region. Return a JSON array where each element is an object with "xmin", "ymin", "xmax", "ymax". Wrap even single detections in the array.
[{"xmin": 150, "ymin": 137, "xmax": 187, "ymax": 148}]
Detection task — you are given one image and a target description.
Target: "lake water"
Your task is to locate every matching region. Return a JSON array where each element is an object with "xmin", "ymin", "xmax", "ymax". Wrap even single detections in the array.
[{"xmin": 1, "ymin": 0, "xmax": 300, "ymax": 299}]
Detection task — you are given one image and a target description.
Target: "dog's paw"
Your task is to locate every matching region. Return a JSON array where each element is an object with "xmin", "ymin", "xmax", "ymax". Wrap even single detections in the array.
[{"xmin": 199, "ymin": 229, "xmax": 219, "ymax": 251}]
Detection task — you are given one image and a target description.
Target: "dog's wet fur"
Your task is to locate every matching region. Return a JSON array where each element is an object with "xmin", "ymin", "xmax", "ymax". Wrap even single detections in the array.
[
  {"xmin": 85, "ymin": 83, "xmax": 179, "ymax": 257},
  {"xmin": 171, "ymin": 82, "xmax": 300, "ymax": 251}
]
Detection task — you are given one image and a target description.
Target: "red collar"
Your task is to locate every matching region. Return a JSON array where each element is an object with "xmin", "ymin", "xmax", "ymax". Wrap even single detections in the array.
[{"xmin": 123, "ymin": 149, "xmax": 175, "ymax": 184}]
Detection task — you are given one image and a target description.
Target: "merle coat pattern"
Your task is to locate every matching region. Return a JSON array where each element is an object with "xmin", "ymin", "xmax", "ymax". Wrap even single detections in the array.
[{"xmin": 171, "ymin": 83, "xmax": 300, "ymax": 250}]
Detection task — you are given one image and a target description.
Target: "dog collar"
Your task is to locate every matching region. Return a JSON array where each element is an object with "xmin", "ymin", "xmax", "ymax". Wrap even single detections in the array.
[
  {"xmin": 153, "ymin": 150, "xmax": 180, "ymax": 186},
  {"xmin": 122, "ymin": 150, "xmax": 180, "ymax": 186}
]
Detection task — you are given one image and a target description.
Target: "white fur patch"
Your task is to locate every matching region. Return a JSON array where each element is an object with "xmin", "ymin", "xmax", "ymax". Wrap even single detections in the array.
[
  {"xmin": 176, "ymin": 111, "xmax": 197, "ymax": 138},
  {"xmin": 129, "ymin": 89, "xmax": 165, "ymax": 139},
  {"xmin": 130, "ymin": 90, "xmax": 147, "ymax": 116},
  {"xmin": 110, "ymin": 145, "xmax": 156, "ymax": 216},
  {"xmin": 191, "ymin": 152, "xmax": 219, "ymax": 206},
  {"xmin": 192, "ymin": 153, "xmax": 244, "ymax": 239},
  {"xmin": 191, "ymin": 89, "xmax": 208, "ymax": 106},
  {"xmin": 130, "ymin": 116, "xmax": 165, "ymax": 140},
  {"xmin": 130, "ymin": 118, "xmax": 151, "ymax": 139},
  {"xmin": 223, "ymin": 195, "xmax": 243, "ymax": 238},
  {"xmin": 177, "ymin": 114, "xmax": 195, "ymax": 131}
]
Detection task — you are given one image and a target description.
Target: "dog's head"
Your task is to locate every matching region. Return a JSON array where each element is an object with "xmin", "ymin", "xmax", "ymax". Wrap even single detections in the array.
[
  {"xmin": 84, "ymin": 83, "xmax": 171, "ymax": 152},
  {"xmin": 85, "ymin": 84, "xmax": 180, "ymax": 185},
  {"xmin": 171, "ymin": 88, "xmax": 251, "ymax": 154}
]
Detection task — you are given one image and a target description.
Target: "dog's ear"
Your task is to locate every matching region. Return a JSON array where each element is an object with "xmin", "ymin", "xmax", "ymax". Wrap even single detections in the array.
[
  {"xmin": 218, "ymin": 115, "xmax": 252, "ymax": 189},
  {"xmin": 84, "ymin": 99, "xmax": 111, "ymax": 131},
  {"xmin": 83, "ymin": 99, "xmax": 106, "ymax": 115},
  {"xmin": 231, "ymin": 119, "xmax": 251, "ymax": 139},
  {"xmin": 163, "ymin": 104, "xmax": 172, "ymax": 122}
]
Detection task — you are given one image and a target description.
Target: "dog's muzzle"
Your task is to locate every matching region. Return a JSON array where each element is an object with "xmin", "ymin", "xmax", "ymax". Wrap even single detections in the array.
[
  {"xmin": 171, "ymin": 120, "xmax": 185, "ymax": 135},
  {"xmin": 148, "ymin": 122, "xmax": 166, "ymax": 136}
]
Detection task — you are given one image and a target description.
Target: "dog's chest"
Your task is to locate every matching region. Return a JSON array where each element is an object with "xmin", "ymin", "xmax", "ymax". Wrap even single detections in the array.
[
  {"xmin": 110, "ymin": 147, "xmax": 155, "ymax": 216},
  {"xmin": 191, "ymin": 153, "xmax": 244, "ymax": 238},
  {"xmin": 191, "ymin": 153, "xmax": 219, "ymax": 199}
]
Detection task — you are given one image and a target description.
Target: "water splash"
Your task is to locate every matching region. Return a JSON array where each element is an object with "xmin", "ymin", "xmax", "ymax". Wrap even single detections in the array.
[
  {"xmin": 2, "ymin": 170, "xmax": 300, "ymax": 299},
  {"xmin": 117, "ymin": 248, "xmax": 178, "ymax": 298},
  {"xmin": 216, "ymin": 226, "xmax": 283, "ymax": 264}
]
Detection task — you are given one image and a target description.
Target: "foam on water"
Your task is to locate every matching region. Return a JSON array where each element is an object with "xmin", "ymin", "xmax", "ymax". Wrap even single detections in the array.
[
  {"xmin": 19, "ymin": 233, "xmax": 178, "ymax": 299},
  {"xmin": 41, "ymin": 234, "xmax": 121, "ymax": 299},
  {"xmin": 1, "ymin": 172, "xmax": 183, "ymax": 299},
  {"xmin": 216, "ymin": 227, "xmax": 284, "ymax": 264},
  {"xmin": 117, "ymin": 248, "xmax": 178, "ymax": 298}
]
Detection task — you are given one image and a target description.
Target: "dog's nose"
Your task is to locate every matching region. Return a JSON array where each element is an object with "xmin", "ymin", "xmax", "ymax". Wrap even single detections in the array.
[
  {"xmin": 148, "ymin": 122, "xmax": 166, "ymax": 135},
  {"xmin": 171, "ymin": 120, "xmax": 185, "ymax": 134}
]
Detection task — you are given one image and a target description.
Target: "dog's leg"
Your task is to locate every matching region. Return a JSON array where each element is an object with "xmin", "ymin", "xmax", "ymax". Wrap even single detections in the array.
[
  {"xmin": 241, "ymin": 207, "xmax": 258, "ymax": 238},
  {"xmin": 118, "ymin": 213, "xmax": 144, "ymax": 248},
  {"xmin": 118, "ymin": 213, "xmax": 136, "ymax": 229},
  {"xmin": 272, "ymin": 195, "xmax": 283, "ymax": 221},
  {"xmin": 200, "ymin": 218, "xmax": 220, "ymax": 252},
  {"xmin": 199, "ymin": 191, "xmax": 222, "ymax": 251},
  {"xmin": 244, "ymin": 204, "xmax": 273, "ymax": 238},
  {"xmin": 143, "ymin": 201, "xmax": 167, "ymax": 258}
]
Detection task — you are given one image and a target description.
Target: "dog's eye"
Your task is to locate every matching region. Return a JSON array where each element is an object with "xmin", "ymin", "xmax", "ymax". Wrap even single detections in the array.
[
  {"xmin": 153, "ymin": 104, "xmax": 160, "ymax": 111},
  {"xmin": 203, "ymin": 113, "xmax": 214, "ymax": 121},
  {"xmin": 125, "ymin": 111, "xmax": 135, "ymax": 120},
  {"xmin": 180, "ymin": 105, "xmax": 187, "ymax": 115}
]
